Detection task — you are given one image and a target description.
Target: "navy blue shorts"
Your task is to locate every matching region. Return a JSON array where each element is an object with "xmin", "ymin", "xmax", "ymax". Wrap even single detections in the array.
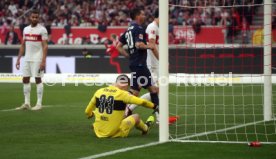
[{"xmin": 129, "ymin": 66, "xmax": 153, "ymax": 91}]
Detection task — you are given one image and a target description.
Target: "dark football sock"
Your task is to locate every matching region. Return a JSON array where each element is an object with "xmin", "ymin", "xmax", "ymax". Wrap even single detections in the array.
[{"xmin": 150, "ymin": 93, "xmax": 159, "ymax": 106}]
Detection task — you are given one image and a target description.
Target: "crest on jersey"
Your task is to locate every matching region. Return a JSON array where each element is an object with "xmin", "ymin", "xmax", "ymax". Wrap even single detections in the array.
[
  {"xmin": 139, "ymin": 34, "xmax": 143, "ymax": 39},
  {"xmin": 151, "ymin": 30, "xmax": 155, "ymax": 35}
]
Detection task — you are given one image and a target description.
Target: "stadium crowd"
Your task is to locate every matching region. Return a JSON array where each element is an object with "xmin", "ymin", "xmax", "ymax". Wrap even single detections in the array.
[
  {"xmin": 0, "ymin": 0, "xmax": 158, "ymax": 28},
  {"xmin": 0, "ymin": 0, "xmax": 262, "ymax": 27},
  {"xmin": 0, "ymin": 0, "xmax": 269, "ymax": 45}
]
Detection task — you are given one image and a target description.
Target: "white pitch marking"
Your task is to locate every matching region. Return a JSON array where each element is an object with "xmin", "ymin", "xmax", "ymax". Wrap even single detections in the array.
[
  {"xmin": 0, "ymin": 105, "xmax": 82, "ymax": 112},
  {"xmin": 0, "ymin": 108, "xmax": 18, "ymax": 112},
  {"xmin": 176, "ymin": 119, "xmax": 276, "ymax": 141},
  {"xmin": 43, "ymin": 105, "xmax": 81, "ymax": 108},
  {"xmin": 79, "ymin": 141, "xmax": 163, "ymax": 159}
]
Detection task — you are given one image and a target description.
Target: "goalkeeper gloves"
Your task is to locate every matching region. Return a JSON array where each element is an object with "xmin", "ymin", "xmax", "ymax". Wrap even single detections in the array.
[{"xmin": 87, "ymin": 112, "xmax": 94, "ymax": 119}]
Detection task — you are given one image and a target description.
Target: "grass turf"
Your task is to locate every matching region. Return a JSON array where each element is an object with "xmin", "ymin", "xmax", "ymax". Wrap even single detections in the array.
[{"xmin": 0, "ymin": 83, "xmax": 275, "ymax": 159}]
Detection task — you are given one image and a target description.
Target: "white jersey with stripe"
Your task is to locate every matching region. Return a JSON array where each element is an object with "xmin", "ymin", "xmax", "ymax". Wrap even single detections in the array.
[
  {"xmin": 23, "ymin": 24, "xmax": 48, "ymax": 62},
  {"xmin": 146, "ymin": 21, "xmax": 159, "ymax": 68}
]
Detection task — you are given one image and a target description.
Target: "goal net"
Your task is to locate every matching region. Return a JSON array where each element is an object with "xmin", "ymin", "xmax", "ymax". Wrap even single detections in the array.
[{"xmin": 167, "ymin": 0, "xmax": 276, "ymax": 144}]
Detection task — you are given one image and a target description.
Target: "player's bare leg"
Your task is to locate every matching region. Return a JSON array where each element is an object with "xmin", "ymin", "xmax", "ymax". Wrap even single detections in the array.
[
  {"xmin": 126, "ymin": 86, "xmax": 159, "ymax": 123},
  {"xmin": 16, "ymin": 77, "xmax": 31, "ymax": 110},
  {"xmin": 148, "ymin": 85, "xmax": 159, "ymax": 123},
  {"xmin": 31, "ymin": 77, "xmax": 43, "ymax": 110},
  {"xmin": 131, "ymin": 114, "xmax": 154, "ymax": 135},
  {"xmin": 128, "ymin": 93, "xmax": 160, "ymax": 124}
]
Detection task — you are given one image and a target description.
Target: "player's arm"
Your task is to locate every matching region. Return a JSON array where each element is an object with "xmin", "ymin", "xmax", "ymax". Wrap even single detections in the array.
[
  {"xmin": 16, "ymin": 39, "xmax": 25, "ymax": 70},
  {"xmin": 135, "ymin": 41, "xmax": 155, "ymax": 50},
  {"xmin": 147, "ymin": 27, "xmax": 159, "ymax": 59},
  {"xmin": 148, "ymin": 38, "xmax": 159, "ymax": 60},
  {"xmin": 116, "ymin": 42, "xmax": 129, "ymax": 57},
  {"xmin": 85, "ymin": 95, "xmax": 97, "ymax": 118},
  {"xmin": 135, "ymin": 28, "xmax": 154, "ymax": 50},
  {"xmin": 40, "ymin": 29, "xmax": 48, "ymax": 71},
  {"xmin": 116, "ymin": 32, "xmax": 129, "ymax": 57},
  {"xmin": 41, "ymin": 40, "xmax": 48, "ymax": 70},
  {"xmin": 124, "ymin": 92, "xmax": 155, "ymax": 109}
]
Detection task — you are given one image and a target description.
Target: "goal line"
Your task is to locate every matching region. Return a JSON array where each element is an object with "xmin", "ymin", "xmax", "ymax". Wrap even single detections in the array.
[{"xmin": 171, "ymin": 118, "xmax": 276, "ymax": 144}]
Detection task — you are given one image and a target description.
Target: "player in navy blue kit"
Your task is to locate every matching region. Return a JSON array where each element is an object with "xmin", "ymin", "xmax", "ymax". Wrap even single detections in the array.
[{"xmin": 116, "ymin": 8, "xmax": 159, "ymax": 116}]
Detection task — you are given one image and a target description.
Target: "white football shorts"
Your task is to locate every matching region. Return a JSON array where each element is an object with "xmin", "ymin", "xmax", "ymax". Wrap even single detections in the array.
[{"xmin": 22, "ymin": 61, "xmax": 44, "ymax": 77}]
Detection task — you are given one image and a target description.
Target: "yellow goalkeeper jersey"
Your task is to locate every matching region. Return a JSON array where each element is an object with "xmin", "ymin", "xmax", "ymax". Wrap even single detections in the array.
[{"xmin": 85, "ymin": 85, "xmax": 154, "ymax": 138}]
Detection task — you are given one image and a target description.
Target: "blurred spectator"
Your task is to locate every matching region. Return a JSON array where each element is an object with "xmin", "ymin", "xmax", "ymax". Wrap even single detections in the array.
[
  {"xmin": 48, "ymin": 39, "xmax": 55, "ymax": 45},
  {"xmin": 105, "ymin": 34, "xmax": 119, "ymax": 57},
  {"xmin": 48, "ymin": 36, "xmax": 55, "ymax": 45},
  {"xmin": 98, "ymin": 18, "xmax": 108, "ymax": 33},
  {"xmin": 64, "ymin": 23, "xmax": 71, "ymax": 36},
  {"xmin": 231, "ymin": 8, "xmax": 241, "ymax": 30},
  {"xmin": 243, "ymin": 1, "xmax": 253, "ymax": 25},
  {"xmin": 241, "ymin": 17, "xmax": 250, "ymax": 44},
  {"xmin": 104, "ymin": 34, "xmax": 121, "ymax": 73},
  {"xmin": 82, "ymin": 36, "xmax": 92, "ymax": 45},
  {"xmin": 253, "ymin": 24, "xmax": 276, "ymax": 45},
  {"xmin": 45, "ymin": 19, "xmax": 53, "ymax": 44},
  {"xmin": 192, "ymin": 21, "xmax": 202, "ymax": 34},
  {"xmin": 226, "ymin": 14, "xmax": 239, "ymax": 43},
  {"xmin": 63, "ymin": 22, "xmax": 71, "ymax": 45},
  {"xmin": 220, "ymin": 8, "xmax": 230, "ymax": 26},
  {"xmin": 252, "ymin": 28, "xmax": 263, "ymax": 45},
  {"xmin": 19, "ymin": 18, "xmax": 28, "ymax": 36},
  {"xmin": 273, "ymin": 15, "xmax": 276, "ymax": 43},
  {"xmin": 5, "ymin": 25, "xmax": 19, "ymax": 45},
  {"xmin": 1, "ymin": 1, "xmax": 158, "ymax": 28},
  {"xmin": 82, "ymin": 48, "xmax": 92, "ymax": 58},
  {"xmin": 272, "ymin": 15, "xmax": 276, "ymax": 30},
  {"xmin": 1, "ymin": 18, "xmax": 12, "ymax": 36},
  {"xmin": 169, "ymin": 32, "xmax": 176, "ymax": 44},
  {"xmin": 0, "ymin": 0, "xmax": 266, "ymax": 45},
  {"xmin": 8, "ymin": 1, "xmax": 18, "ymax": 16},
  {"xmin": 0, "ymin": 0, "xmax": 261, "ymax": 28}
]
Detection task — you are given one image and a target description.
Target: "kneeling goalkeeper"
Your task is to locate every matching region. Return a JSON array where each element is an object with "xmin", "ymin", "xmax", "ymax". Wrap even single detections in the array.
[{"xmin": 85, "ymin": 74, "xmax": 158, "ymax": 138}]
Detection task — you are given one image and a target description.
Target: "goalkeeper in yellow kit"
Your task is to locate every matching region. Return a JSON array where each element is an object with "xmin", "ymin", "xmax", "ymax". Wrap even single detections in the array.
[{"xmin": 85, "ymin": 74, "xmax": 158, "ymax": 138}]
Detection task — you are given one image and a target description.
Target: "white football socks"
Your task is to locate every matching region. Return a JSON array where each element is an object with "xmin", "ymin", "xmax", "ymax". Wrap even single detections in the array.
[
  {"xmin": 129, "ymin": 92, "xmax": 160, "ymax": 123},
  {"xmin": 36, "ymin": 83, "xmax": 44, "ymax": 106},
  {"xmin": 128, "ymin": 93, "xmax": 151, "ymax": 111},
  {"xmin": 23, "ymin": 83, "xmax": 31, "ymax": 105}
]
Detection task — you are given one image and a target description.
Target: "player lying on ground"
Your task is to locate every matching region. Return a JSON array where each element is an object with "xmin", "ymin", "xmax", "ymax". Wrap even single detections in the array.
[{"xmin": 85, "ymin": 74, "xmax": 158, "ymax": 138}]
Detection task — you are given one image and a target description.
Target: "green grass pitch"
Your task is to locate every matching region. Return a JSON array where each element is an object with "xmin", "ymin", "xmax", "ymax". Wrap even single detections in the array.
[{"xmin": 0, "ymin": 83, "xmax": 275, "ymax": 159}]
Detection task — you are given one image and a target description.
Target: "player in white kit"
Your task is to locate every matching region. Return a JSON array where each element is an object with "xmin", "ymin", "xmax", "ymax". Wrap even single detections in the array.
[
  {"xmin": 15, "ymin": 10, "xmax": 48, "ymax": 111},
  {"xmin": 126, "ymin": 10, "xmax": 160, "ymax": 123}
]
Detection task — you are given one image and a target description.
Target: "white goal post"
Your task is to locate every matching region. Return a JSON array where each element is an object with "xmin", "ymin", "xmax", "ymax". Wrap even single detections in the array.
[
  {"xmin": 159, "ymin": 0, "xmax": 169, "ymax": 142},
  {"xmin": 264, "ymin": 0, "xmax": 273, "ymax": 121},
  {"xmin": 159, "ymin": 0, "xmax": 276, "ymax": 144}
]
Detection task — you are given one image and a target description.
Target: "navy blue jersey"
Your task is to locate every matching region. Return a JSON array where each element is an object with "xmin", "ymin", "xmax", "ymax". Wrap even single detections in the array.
[{"xmin": 119, "ymin": 22, "xmax": 147, "ymax": 67}]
